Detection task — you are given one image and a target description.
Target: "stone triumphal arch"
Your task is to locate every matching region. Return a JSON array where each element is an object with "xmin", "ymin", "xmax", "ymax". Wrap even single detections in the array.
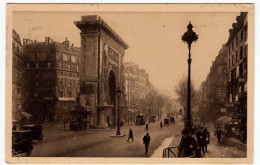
[{"xmin": 75, "ymin": 15, "xmax": 129, "ymax": 128}]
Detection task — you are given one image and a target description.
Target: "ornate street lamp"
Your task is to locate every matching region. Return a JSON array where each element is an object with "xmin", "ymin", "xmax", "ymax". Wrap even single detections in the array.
[
  {"xmin": 181, "ymin": 21, "xmax": 198, "ymax": 131},
  {"xmin": 116, "ymin": 86, "xmax": 122, "ymax": 135}
]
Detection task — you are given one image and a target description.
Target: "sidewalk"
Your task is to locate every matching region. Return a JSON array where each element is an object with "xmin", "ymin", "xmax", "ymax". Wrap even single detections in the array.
[{"xmin": 205, "ymin": 122, "xmax": 246, "ymax": 150}]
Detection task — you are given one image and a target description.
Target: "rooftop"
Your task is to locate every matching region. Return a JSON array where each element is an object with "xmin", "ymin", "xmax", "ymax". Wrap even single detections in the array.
[{"xmin": 74, "ymin": 15, "xmax": 129, "ymax": 50}]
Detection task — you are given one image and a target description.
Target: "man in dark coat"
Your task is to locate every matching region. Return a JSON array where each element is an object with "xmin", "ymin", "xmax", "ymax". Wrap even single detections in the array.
[
  {"xmin": 178, "ymin": 129, "xmax": 198, "ymax": 157},
  {"xmin": 160, "ymin": 121, "xmax": 163, "ymax": 128},
  {"xmin": 127, "ymin": 128, "xmax": 134, "ymax": 142},
  {"xmin": 216, "ymin": 126, "xmax": 222, "ymax": 143},
  {"xmin": 196, "ymin": 127, "xmax": 206, "ymax": 154},
  {"xmin": 74, "ymin": 122, "xmax": 78, "ymax": 133},
  {"xmin": 145, "ymin": 123, "xmax": 149, "ymax": 131},
  {"xmin": 143, "ymin": 133, "xmax": 151, "ymax": 154},
  {"xmin": 203, "ymin": 128, "xmax": 210, "ymax": 152}
]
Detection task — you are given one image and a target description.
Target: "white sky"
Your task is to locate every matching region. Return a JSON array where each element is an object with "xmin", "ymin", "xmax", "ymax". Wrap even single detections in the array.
[{"xmin": 13, "ymin": 11, "xmax": 239, "ymax": 98}]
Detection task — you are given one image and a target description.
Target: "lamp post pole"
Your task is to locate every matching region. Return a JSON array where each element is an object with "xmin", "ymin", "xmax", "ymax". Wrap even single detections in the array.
[
  {"xmin": 181, "ymin": 21, "xmax": 198, "ymax": 132},
  {"xmin": 116, "ymin": 87, "xmax": 122, "ymax": 135}
]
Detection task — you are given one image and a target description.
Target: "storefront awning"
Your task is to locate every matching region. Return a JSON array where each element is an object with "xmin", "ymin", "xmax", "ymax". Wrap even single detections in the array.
[
  {"xmin": 128, "ymin": 109, "xmax": 139, "ymax": 113},
  {"xmin": 21, "ymin": 111, "xmax": 32, "ymax": 119},
  {"xmin": 216, "ymin": 116, "xmax": 232, "ymax": 124}
]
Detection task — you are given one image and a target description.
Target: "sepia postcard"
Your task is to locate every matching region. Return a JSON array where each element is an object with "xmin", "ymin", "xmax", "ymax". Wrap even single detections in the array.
[{"xmin": 6, "ymin": 3, "xmax": 254, "ymax": 164}]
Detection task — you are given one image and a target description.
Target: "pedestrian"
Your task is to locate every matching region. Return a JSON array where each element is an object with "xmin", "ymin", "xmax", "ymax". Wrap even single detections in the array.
[
  {"xmin": 143, "ymin": 133, "xmax": 151, "ymax": 154},
  {"xmin": 63, "ymin": 121, "xmax": 66, "ymax": 129},
  {"xmin": 196, "ymin": 127, "xmax": 206, "ymax": 154},
  {"xmin": 127, "ymin": 128, "xmax": 134, "ymax": 142},
  {"xmin": 160, "ymin": 121, "xmax": 163, "ymax": 128},
  {"xmin": 203, "ymin": 128, "xmax": 210, "ymax": 152},
  {"xmin": 194, "ymin": 125, "xmax": 198, "ymax": 135},
  {"xmin": 74, "ymin": 122, "xmax": 78, "ymax": 133},
  {"xmin": 145, "ymin": 123, "xmax": 149, "ymax": 131},
  {"xmin": 178, "ymin": 128, "xmax": 198, "ymax": 157},
  {"xmin": 216, "ymin": 126, "xmax": 222, "ymax": 143}
]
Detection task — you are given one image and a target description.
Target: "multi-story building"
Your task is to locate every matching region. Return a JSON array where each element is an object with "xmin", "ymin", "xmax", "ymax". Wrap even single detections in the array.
[
  {"xmin": 208, "ymin": 45, "xmax": 229, "ymax": 118},
  {"xmin": 198, "ymin": 45, "xmax": 229, "ymax": 122},
  {"xmin": 23, "ymin": 37, "xmax": 81, "ymax": 122},
  {"xmin": 225, "ymin": 12, "xmax": 248, "ymax": 130},
  {"xmin": 124, "ymin": 62, "xmax": 150, "ymax": 109},
  {"xmin": 12, "ymin": 29, "xmax": 24, "ymax": 120}
]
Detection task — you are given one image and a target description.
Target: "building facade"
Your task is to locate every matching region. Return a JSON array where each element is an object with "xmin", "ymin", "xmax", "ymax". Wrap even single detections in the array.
[
  {"xmin": 198, "ymin": 45, "xmax": 229, "ymax": 123},
  {"xmin": 225, "ymin": 12, "xmax": 248, "ymax": 131},
  {"xmin": 23, "ymin": 37, "xmax": 81, "ymax": 122},
  {"xmin": 124, "ymin": 62, "xmax": 150, "ymax": 110},
  {"xmin": 74, "ymin": 15, "xmax": 129, "ymax": 128},
  {"xmin": 208, "ymin": 45, "xmax": 229, "ymax": 119},
  {"xmin": 12, "ymin": 29, "xmax": 24, "ymax": 120}
]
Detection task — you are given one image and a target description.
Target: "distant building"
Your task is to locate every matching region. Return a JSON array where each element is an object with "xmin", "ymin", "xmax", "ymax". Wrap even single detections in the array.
[
  {"xmin": 124, "ymin": 62, "xmax": 150, "ymax": 109},
  {"xmin": 23, "ymin": 37, "xmax": 81, "ymax": 122},
  {"xmin": 206, "ymin": 45, "xmax": 229, "ymax": 119},
  {"xmin": 225, "ymin": 12, "xmax": 248, "ymax": 129},
  {"xmin": 12, "ymin": 29, "xmax": 24, "ymax": 120}
]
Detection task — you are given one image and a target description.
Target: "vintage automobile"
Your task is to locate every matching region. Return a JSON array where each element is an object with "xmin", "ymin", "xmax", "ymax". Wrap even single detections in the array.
[
  {"xmin": 164, "ymin": 118, "xmax": 170, "ymax": 126},
  {"xmin": 136, "ymin": 113, "xmax": 146, "ymax": 125},
  {"xmin": 170, "ymin": 116, "xmax": 175, "ymax": 124},
  {"xmin": 12, "ymin": 130, "xmax": 33, "ymax": 157},
  {"xmin": 22, "ymin": 124, "xmax": 43, "ymax": 142}
]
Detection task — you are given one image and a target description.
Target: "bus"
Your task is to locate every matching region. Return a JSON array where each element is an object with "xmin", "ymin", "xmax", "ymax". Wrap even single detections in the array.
[{"xmin": 136, "ymin": 113, "xmax": 146, "ymax": 125}]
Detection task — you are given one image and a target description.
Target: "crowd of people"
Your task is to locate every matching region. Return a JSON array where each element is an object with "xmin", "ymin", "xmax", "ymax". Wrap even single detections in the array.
[{"xmin": 178, "ymin": 126, "xmax": 222, "ymax": 157}]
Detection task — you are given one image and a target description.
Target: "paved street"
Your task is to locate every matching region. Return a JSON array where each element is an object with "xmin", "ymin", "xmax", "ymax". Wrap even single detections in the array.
[
  {"xmin": 29, "ymin": 117, "xmax": 246, "ymax": 158},
  {"xmin": 30, "ymin": 120, "xmax": 180, "ymax": 157}
]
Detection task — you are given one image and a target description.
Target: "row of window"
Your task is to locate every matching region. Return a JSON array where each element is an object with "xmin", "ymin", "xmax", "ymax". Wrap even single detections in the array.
[
  {"xmin": 229, "ymin": 62, "xmax": 247, "ymax": 81},
  {"xmin": 56, "ymin": 62, "xmax": 79, "ymax": 71},
  {"xmin": 57, "ymin": 52, "xmax": 81, "ymax": 64},
  {"xmin": 13, "ymin": 55, "xmax": 24, "ymax": 70},
  {"xmin": 229, "ymin": 24, "xmax": 247, "ymax": 55},
  {"xmin": 58, "ymin": 79, "xmax": 79, "ymax": 88},
  {"xmin": 26, "ymin": 62, "xmax": 51, "ymax": 69},
  {"xmin": 57, "ymin": 70, "xmax": 79, "ymax": 78},
  {"xmin": 12, "ymin": 42, "xmax": 23, "ymax": 55},
  {"xmin": 12, "ymin": 69, "xmax": 22, "ymax": 83},
  {"xmin": 27, "ymin": 51, "xmax": 50, "ymax": 61},
  {"xmin": 35, "ymin": 81, "xmax": 51, "ymax": 88},
  {"xmin": 58, "ymin": 90, "xmax": 78, "ymax": 98},
  {"xmin": 228, "ymin": 45, "xmax": 247, "ymax": 68}
]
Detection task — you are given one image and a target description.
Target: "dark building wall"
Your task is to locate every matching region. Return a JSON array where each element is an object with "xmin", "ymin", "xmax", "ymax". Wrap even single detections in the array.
[
  {"xmin": 23, "ymin": 38, "xmax": 80, "ymax": 122},
  {"xmin": 12, "ymin": 29, "xmax": 24, "ymax": 120}
]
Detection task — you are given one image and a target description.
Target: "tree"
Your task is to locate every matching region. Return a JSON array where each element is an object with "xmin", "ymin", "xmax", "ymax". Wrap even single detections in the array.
[{"xmin": 174, "ymin": 77, "xmax": 199, "ymax": 108}]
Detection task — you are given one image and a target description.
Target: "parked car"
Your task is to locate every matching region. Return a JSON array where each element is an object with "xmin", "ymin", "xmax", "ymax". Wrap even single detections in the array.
[
  {"xmin": 164, "ymin": 118, "xmax": 170, "ymax": 126},
  {"xmin": 22, "ymin": 124, "xmax": 43, "ymax": 143},
  {"xmin": 12, "ymin": 130, "xmax": 33, "ymax": 156}
]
